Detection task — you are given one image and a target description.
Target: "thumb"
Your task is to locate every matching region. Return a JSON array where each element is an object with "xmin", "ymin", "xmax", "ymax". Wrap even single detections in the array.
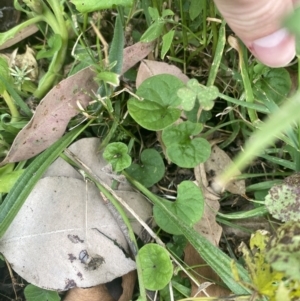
[{"xmin": 213, "ymin": 0, "xmax": 295, "ymax": 67}]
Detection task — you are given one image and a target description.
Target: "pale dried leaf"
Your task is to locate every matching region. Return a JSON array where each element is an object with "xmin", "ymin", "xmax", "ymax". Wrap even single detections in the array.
[
  {"xmin": 0, "ymin": 176, "xmax": 136, "ymax": 290},
  {"xmin": 136, "ymin": 59, "xmax": 189, "ymax": 88},
  {"xmin": 1, "ymin": 67, "xmax": 97, "ymax": 165},
  {"xmin": 204, "ymin": 145, "xmax": 245, "ymax": 195},
  {"xmin": 43, "ymin": 138, "xmax": 153, "ymax": 237}
]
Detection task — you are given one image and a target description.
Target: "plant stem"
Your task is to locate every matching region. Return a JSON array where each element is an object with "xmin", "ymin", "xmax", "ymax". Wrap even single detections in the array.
[
  {"xmin": 33, "ymin": 0, "xmax": 69, "ymax": 99},
  {"xmin": 2, "ymin": 90, "xmax": 20, "ymax": 123}
]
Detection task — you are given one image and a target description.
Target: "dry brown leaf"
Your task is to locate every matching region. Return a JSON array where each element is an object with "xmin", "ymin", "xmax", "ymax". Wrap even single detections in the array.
[
  {"xmin": 121, "ymin": 42, "xmax": 155, "ymax": 75},
  {"xmin": 136, "ymin": 59, "xmax": 189, "ymax": 88},
  {"xmin": 183, "ymin": 165, "xmax": 230, "ymax": 298},
  {"xmin": 1, "ymin": 66, "xmax": 97, "ymax": 165},
  {"xmin": 204, "ymin": 144, "xmax": 245, "ymax": 195},
  {"xmin": 64, "ymin": 271, "xmax": 136, "ymax": 301},
  {"xmin": 64, "ymin": 285, "xmax": 114, "ymax": 301}
]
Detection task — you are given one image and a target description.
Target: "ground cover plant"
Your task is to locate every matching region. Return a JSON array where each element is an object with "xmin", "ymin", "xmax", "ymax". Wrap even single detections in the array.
[{"xmin": 0, "ymin": 0, "xmax": 300, "ymax": 300}]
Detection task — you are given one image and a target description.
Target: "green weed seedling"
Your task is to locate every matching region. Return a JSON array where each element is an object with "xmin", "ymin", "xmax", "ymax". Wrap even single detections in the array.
[{"xmin": 127, "ymin": 73, "xmax": 218, "ymax": 168}]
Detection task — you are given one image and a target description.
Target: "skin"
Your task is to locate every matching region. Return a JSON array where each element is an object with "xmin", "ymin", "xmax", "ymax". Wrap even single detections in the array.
[{"xmin": 213, "ymin": 0, "xmax": 296, "ymax": 67}]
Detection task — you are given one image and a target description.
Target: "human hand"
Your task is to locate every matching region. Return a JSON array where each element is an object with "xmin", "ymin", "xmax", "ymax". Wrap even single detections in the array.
[{"xmin": 213, "ymin": 0, "xmax": 296, "ymax": 67}]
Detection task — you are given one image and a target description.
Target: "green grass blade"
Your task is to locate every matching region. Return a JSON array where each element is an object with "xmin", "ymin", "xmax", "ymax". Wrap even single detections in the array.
[
  {"xmin": 109, "ymin": 15, "xmax": 124, "ymax": 74},
  {"xmin": 0, "ymin": 125, "xmax": 86, "ymax": 238}
]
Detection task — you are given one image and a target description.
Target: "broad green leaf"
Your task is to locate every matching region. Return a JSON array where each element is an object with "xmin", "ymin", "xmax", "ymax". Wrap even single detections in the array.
[
  {"xmin": 36, "ymin": 34, "xmax": 62, "ymax": 60},
  {"xmin": 138, "ymin": 243, "xmax": 173, "ymax": 290},
  {"xmin": 0, "ymin": 125, "xmax": 86, "ymax": 238},
  {"xmin": 0, "ymin": 170, "xmax": 24, "ymax": 193},
  {"xmin": 71, "ymin": 0, "xmax": 133, "ymax": 12},
  {"xmin": 0, "ymin": 57, "xmax": 11, "ymax": 93},
  {"xmin": 189, "ymin": 0, "xmax": 206, "ymax": 20},
  {"xmin": 140, "ymin": 21, "xmax": 164, "ymax": 42},
  {"xmin": 162, "ymin": 121, "xmax": 210, "ymax": 168},
  {"xmin": 148, "ymin": 7, "xmax": 160, "ymax": 20},
  {"xmin": 109, "ymin": 15, "xmax": 124, "ymax": 75},
  {"xmin": 24, "ymin": 285, "xmax": 60, "ymax": 301},
  {"xmin": 127, "ymin": 98, "xmax": 180, "ymax": 130},
  {"xmin": 96, "ymin": 71, "xmax": 120, "ymax": 86},
  {"xmin": 126, "ymin": 149, "xmax": 165, "ymax": 187},
  {"xmin": 137, "ymin": 74, "xmax": 185, "ymax": 107},
  {"xmin": 103, "ymin": 142, "xmax": 131, "ymax": 172},
  {"xmin": 162, "ymin": 9, "xmax": 174, "ymax": 17},
  {"xmin": 161, "ymin": 30, "xmax": 175, "ymax": 59},
  {"xmin": 254, "ymin": 68, "xmax": 291, "ymax": 105},
  {"xmin": 153, "ymin": 181, "xmax": 204, "ymax": 235}
]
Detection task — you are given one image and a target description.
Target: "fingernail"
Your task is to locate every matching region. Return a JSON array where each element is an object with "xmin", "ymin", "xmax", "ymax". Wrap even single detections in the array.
[
  {"xmin": 253, "ymin": 28, "xmax": 289, "ymax": 48},
  {"xmin": 250, "ymin": 29, "xmax": 295, "ymax": 67}
]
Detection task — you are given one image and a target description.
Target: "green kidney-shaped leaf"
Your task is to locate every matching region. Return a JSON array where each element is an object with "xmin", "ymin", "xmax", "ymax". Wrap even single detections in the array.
[
  {"xmin": 153, "ymin": 181, "xmax": 204, "ymax": 235},
  {"xmin": 103, "ymin": 142, "xmax": 131, "ymax": 172},
  {"xmin": 139, "ymin": 243, "xmax": 173, "ymax": 290},
  {"xmin": 137, "ymin": 74, "xmax": 185, "ymax": 107},
  {"xmin": 128, "ymin": 98, "xmax": 180, "ymax": 130},
  {"xmin": 71, "ymin": 0, "xmax": 133, "ymax": 12},
  {"xmin": 126, "ymin": 149, "xmax": 165, "ymax": 187},
  {"xmin": 162, "ymin": 121, "xmax": 210, "ymax": 168},
  {"xmin": 24, "ymin": 285, "xmax": 60, "ymax": 301}
]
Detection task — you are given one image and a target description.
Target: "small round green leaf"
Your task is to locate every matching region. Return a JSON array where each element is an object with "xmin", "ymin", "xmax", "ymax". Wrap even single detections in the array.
[
  {"xmin": 153, "ymin": 181, "xmax": 204, "ymax": 235},
  {"xmin": 137, "ymin": 74, "xmax": 185, "ymax": 107},
  {"xmin": 24, "ymin": 285, "xmax": 60, "ymax": 301},
  {"xmin": 103, "ymin": 142, "xmax": 131, "ymax": 172},
  {"xmin": 139, "ymin": 243, "xmax": 173, "ymax": 290},
  {"xmin": 128, "ymin": 98, "xmax": 180, "ymax": 130},
  {"xmin": 126, "ymin": 149, "xmax": 165, "ymax": 187},
  {"xmin": 162, "ymin": 121, "xmax": 210, "ymax": 168}
]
